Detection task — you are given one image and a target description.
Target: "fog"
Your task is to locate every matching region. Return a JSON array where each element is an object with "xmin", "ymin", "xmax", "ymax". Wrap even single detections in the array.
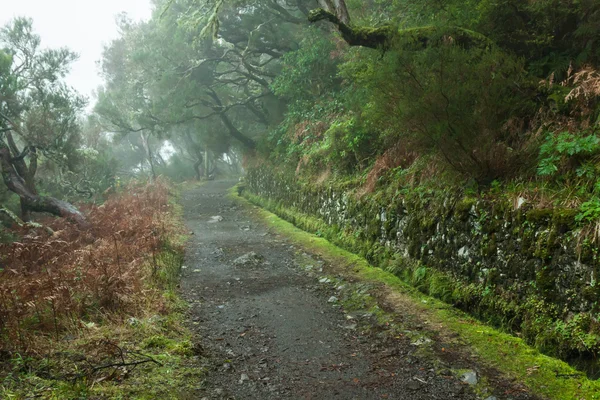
[
  {"xmin": 0, "ymin": 0, "xmax": 151, "ymax": 107},
  {"xmin": 2, "ymin": 1, "xmax": 600, "ymax": 396}
]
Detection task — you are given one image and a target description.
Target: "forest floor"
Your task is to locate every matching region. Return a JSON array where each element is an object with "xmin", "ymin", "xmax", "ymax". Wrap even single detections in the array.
[{"xmin": 181, "ymin": 180, "xmax": 540, "ymax": 400}]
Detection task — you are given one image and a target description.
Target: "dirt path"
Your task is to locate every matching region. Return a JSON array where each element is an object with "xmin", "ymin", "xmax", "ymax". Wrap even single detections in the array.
[{"xmin": 180, "ymin": 180, "xmax": 488, "ymax": 399}]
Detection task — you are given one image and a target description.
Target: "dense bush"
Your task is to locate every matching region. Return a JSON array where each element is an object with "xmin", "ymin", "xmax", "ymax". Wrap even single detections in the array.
[{"xmin": 263, "ymin": 0, "xmax": 600, "ymax": 196}]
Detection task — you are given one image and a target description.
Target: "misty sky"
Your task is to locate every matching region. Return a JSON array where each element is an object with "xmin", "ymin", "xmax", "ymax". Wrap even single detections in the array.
[{"xmin": 1, "ymin": 0, "xmax": 152, "ymax": 109}]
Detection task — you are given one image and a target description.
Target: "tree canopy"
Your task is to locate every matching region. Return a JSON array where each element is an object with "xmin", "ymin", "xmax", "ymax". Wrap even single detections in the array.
[{"xmin": 1, "ymin": 0, "xmax": 599, "ymax": 221}]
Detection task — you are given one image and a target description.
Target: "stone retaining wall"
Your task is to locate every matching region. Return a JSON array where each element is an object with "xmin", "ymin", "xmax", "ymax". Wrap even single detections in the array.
[{"xmin": 244, "ymin": 165, "xmax": 600, "ymax": 358}]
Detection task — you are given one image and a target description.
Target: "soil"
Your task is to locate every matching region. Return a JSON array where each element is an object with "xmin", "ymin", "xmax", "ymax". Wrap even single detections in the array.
[{"xmin": 180, "ymin": 180, "xmax": 541, "ymax": 400}]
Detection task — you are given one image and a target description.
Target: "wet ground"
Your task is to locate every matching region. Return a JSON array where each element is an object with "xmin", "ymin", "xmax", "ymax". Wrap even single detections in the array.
[{"xmin": 180, "ymin": 180, "xmax": 539, "ymax": 400}]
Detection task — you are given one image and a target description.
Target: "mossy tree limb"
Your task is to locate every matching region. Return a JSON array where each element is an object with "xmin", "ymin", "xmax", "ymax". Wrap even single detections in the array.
[
  {"xmin": 308, "ymin": 8, "xmax": 394, "ymax": 49},
  {"xmin": 308, "ymin": 8, "xmax": 493, "ymax": 51}
]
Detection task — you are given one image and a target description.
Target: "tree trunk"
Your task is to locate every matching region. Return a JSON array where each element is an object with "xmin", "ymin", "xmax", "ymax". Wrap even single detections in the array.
[
  {"xmin": 317, "ymin": 0, "xmax": 350, "ymax": 25},
  {"xmin": 20, "ymin": 147, "xmax": 38, "ymax": 221},
  {"xmin": 205, "ymin": 89, "xmax": 257, "ymax": 150},
  {"xmin": 20, "ymin": 200, "xmax": 31, "ymax": 223},
  {"xmin": 184, "ymin": 131, "xmax": 205, "ymax": 180},
  {"xmin": 141, "ymin": 131, "xmax": 157, "ymax": 180},
  {"xmin": 5, "ymin": 133, "xmax": 39, "ymax": 222},
  {"xmin": 0, "ymin": 142, "xmax": 89, "ymax": 228},
  {"xmin": 205, "ymin": 150, "xmax": 210, "ymax": 179},
  {"xmin": 193, "ymin": 159, "xmax": 202, "ymax": 180},
  {"xmin": 217, "ymin": 112, "xmax": 257, "ymax": 150}
]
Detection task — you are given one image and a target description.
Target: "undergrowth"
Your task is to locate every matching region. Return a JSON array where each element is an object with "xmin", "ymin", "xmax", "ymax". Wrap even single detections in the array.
[{"xmin": 0, "ymin": 179, "xmax": 203, "ymax": 398}]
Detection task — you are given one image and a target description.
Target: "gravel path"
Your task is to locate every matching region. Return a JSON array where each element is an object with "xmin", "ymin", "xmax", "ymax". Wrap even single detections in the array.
[{"xmin": 180, "ymin": 180, "xmax": 483, "ymax": 399}]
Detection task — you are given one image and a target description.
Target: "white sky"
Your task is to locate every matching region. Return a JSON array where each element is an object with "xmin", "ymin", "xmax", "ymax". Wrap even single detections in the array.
[{"xmin": 0, "ymin": 0, "xmax": 152, "ymax": 110}]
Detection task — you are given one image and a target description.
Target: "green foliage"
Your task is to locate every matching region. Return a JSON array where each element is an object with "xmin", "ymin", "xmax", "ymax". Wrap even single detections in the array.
[
  {"xmin": 88, "ymin": 0, "xmax": 600, "ymax": 194},
  {"xmin": 576, "ymin": 197, "xmax": 600, "ymax": 224},
  {"xmin": 476, "ymin": 0, "xmax": 600, "ymax": 77},
  {"xmin": 96, "ymin": 0, "xmax": 307, "ymax": 157},
  {"xmin": 322, "ymin": 116, "xmax": 376, "ymax": 171},
  {"xmin": 0, "ymin": 17, "xmax": 108, "ymax": 221},
  {"xmin": 268, "ymin": 30, "xmax": 350, "ymax": 170},
  {"xmin": 85, "ymin": 0, "xmax": 600, "ymax": 195},
  {"xmin": 272, "ymin": 30, "xmax": 341, "ymax": 104},
  {"xmin": 538, "ymin": 132, "xmax": 600, "ymax": 178},
  {"xmin": 537, "ymin": 155, "xmax": 560, "ymax": 176},
  {"xmin": 337, "ymin": 42, "xmax": 533, "ymax": 183},
  {"xmin": 262, "ymin": 0, "xmax": 600, "ymax": 190}
]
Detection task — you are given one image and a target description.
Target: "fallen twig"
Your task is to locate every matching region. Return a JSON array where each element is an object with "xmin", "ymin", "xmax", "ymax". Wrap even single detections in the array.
[
  {"xmin": 68, "ymin": 345, "xmax": 163, "ymax": 382},
  {"xmin": 90, "ymin": 357, "xmax": 162, "ymax": 374}
]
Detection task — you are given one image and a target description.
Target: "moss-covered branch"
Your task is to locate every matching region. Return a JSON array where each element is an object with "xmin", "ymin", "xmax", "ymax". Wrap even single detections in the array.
[
  {"xmin": 308, "ymin": 8, "xmax": 394, "ymax": 49},
  {"xmin": 308, "ymin": 8, "xmax": 492, "ymax": 51}
]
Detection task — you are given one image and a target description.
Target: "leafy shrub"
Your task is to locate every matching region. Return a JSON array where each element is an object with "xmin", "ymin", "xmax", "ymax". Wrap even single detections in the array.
[
  {"xmin": 37, "ymin": 147, "xmax": 118, "ymax": 203},
  {"xmin": 477, "ymin": 0, "xmax": 600, "ymax": 77},
  {"xmin": 339, "ymin": 42, "xmax": 534, "ymax": 184},
  {"xmin": 318, "ymin": 115, "xmax": 380, "ymax": 173},
  {"xmin": 576, "ymin": 197, "xmax": 600, "ymax": 223},
  {"xmin": 537, "ymin": 131, "xmax": 600, "ymax": 177},
  {"xmin": 271, "ymin": 29, "xmax": 341, "ymax": 106}
]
